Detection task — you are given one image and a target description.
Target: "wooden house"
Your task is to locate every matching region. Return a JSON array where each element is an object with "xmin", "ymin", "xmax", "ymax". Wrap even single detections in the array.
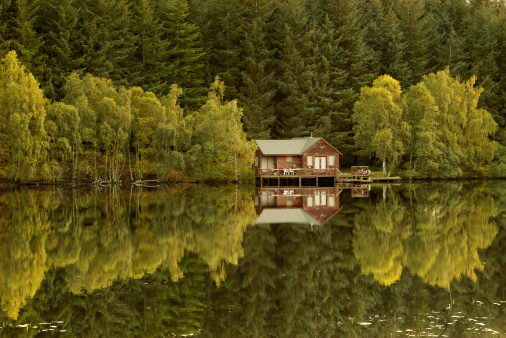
[
  {"xmin": 254, "ymin": 137, "xmax": 342, "ymax": 179},
  {"xmin": 254, "ymin": 187, "xmax": 342, "ymax": 226}
]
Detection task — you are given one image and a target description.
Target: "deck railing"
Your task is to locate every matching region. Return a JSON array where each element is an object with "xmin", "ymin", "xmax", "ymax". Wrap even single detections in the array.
[{"xmin": 256, "ymin": 168, "xmax": 340, "ymax": 177}]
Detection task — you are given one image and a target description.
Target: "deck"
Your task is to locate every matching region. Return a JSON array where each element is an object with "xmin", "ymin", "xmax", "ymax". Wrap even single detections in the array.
[{"xmin": 256, "ymin": 167, "xmax": 372, "ymax": 187}]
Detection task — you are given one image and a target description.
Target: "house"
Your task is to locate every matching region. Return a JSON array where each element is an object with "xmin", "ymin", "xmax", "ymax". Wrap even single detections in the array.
[
  {"xmin": 253, "ymin": 137, "xmax": 342, "ymax": 178},
  {"xmin": 254, "ymin": 187, "xmax": 342, "ymax": 226}
]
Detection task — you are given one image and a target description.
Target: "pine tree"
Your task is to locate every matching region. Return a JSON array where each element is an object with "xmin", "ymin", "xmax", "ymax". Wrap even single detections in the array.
[
  {"xmin": 77, "ymin": 0, "xmax": 137, "ymax": 87},
  {"xmin": 379, "ymin": 6, "xmax": 411, "ymax": 89},
  {"xmin": 462, "ymin": 1, "xmax": 502, "ymax": 125},
  {"xmin": 204, "ymin": 0, "xmax": 246, "ymax": 100},
  {"xmin": 425, "ymin": 0, "xmax": 469, "ymax": 75},
  {"xmin": 37, "ymin": 0, "xmax": 80, "ymax": 100},
  {"xmin": 9, "ymin": 0, "xmax": 45, "ymax": 78},
  {"xmin": 238, "ymin": 0, "xmax": 276, "ymax": 139},
  {"xmin": 0, "ymin": 0, "xmax": 11, "ymax": 56},
  {"xmin": 272, "ymin": 0, "xmax": 314, "ymax": 138},
  {"xmin": 157, "ymin": 0, "xmax": 207, "ymax": 110},
  {"xmin": 315, "ymin": 0, "xmax": 377, "ymax": 159},
  {"xmin": 394, "ymin": 0, "xmax": 431, "ymax": 86},
  {"xmin": 129, "ymin": 0, "xmax": 166, "ymax": 92}
]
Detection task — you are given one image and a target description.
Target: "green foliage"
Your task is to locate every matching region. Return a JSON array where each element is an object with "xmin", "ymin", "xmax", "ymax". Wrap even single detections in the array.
[
  {"xmin": 0, "ymin": 50, "xmax": 49, "ymax": 181},
  {"xmin": 46, "ymin": 102, "xmax": 81, "ymax": 181},
  {"xmin": 353, "ymin": 75, "xmax": 409, "ymax": 176},
  {"xmin": 77, "ymin": 0, "xmax": 137, "ymax": 87},
  {"xmin": 190, "ymin": 77, "xmax": 256, "ymax": 182},
  {"xmin": 157, "ymin": 0, "xmax": 207, "ymax": 109},
  {"xmin": 62, "ymin": 73, "xmax": 132, "ymax": 182},
  {"xmin": 37, "ymin": 0, "xmax": 80, "ymax": 100},
  {"xmin": 419, "ymin": 69, "xmax": 497, "ymax": 177}
]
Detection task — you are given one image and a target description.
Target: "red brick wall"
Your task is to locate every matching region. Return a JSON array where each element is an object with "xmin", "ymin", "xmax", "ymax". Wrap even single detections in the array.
[
  {"xmin": 301, "ymin": 139, "xmax": 340, "ymax": 170},
  {"xmin": 276, "ymin": 156, "xmax": 302, "ymax": 169}
]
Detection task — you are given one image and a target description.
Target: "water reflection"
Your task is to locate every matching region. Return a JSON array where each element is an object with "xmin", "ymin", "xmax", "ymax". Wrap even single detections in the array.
[
  {"xmin": 0, "ymin": 182, "xmax": 504, "ymax": 336},
  {"xmin": 0, "ymin": 185, "xmax": 256, "ymax": 322},
  {"xmin": 254, "ymin": 187, "xmax": 342, "ymax": 225},
  {"xmin": 353, "ymin": 183, "xmax": 498, "ymax": 288}
]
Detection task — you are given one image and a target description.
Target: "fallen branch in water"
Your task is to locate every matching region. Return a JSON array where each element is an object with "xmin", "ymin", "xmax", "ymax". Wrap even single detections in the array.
[{"xmin": 132, "ymin": 179, "xmax": 159, "ymax": 188}]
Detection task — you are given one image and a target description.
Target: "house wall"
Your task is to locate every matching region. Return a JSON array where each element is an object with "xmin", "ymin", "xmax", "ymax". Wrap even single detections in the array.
[
  {"xmin": 301, "ymin": 139, "xmax": 341, "ymax": 170},
  {"xmin": 276, "ymin": 196, "xmax": 303, "ymax": 208},
  {"xmin": 276, "ymin": 156, "xmax": 302, "ymax": 169},
  {"xmin": 253, "ymin": 150, "xmax": 302, "ymax": 170}
]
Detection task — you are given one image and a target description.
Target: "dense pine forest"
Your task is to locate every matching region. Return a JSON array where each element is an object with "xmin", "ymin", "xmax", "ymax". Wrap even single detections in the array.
[{"xmin": 0, "ymin": 0, "xmax": 505, "ymax": 182}]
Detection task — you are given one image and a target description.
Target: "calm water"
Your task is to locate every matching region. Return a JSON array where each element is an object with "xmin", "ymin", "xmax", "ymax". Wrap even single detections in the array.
[{"xmin": 0, "ymin": 182, "xmax": 505, "ymax": 337}]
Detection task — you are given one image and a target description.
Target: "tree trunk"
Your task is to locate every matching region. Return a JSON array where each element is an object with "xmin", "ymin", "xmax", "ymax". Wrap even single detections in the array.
[
  {"xmin": 382, "ymin": 157, "xmax": 387, "ymax": 176},
  {"xmin": 234, "ymin": 154, "xmax": 238, "ymax": 182}
]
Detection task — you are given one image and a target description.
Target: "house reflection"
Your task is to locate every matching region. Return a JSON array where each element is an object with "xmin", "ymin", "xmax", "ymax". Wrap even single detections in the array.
[{"xmin": 254, "ymin": 187, "xmax": 342, "ymax": 225}]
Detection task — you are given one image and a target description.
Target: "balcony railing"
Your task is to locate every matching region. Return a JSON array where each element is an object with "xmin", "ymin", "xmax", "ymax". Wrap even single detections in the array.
[{"xmin": 256, "ymin": 168, "xmax": 340, "ymax": 177}]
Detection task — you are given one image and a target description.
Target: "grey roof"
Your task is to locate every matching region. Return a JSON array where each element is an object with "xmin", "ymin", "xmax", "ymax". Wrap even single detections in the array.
[
  {"xmin": 255, "ymin": 208, "xmax": 321, "ymax": 225},
  {"xmin": 255, "ymin": 137, "xmax": 322, "ymax": 155}
]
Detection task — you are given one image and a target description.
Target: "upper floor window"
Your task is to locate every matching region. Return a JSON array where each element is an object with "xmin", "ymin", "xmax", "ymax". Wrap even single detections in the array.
[
  {"xmin": 254, "ymin": 156, "xmax": 259, "ymax": 166},
  {"xmin": 286, "ymin": 156, "xmax": 293, "ymax": 163},
  {"xmin": 329, "ymin": 156, "xmax": 335, "ymax": 166}
]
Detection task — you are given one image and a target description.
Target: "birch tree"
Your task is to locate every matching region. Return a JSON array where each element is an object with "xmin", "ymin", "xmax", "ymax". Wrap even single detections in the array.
[
  {"xmin": 0, "ymin": 50, "xmax": 49, "ymax": 181},
  {"xmin": 353, "ymin": 75, "xmax": 409, "ymax": 176}
]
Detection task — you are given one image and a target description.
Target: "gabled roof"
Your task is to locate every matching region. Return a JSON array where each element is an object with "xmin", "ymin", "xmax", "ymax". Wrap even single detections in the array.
[
  {"xmin": 255, "ymin": 208, "xmax": 321, "ymax": 225},
  {"xmin": 255, "ymin": 137, "xmax": 323, "ymax": 155}
]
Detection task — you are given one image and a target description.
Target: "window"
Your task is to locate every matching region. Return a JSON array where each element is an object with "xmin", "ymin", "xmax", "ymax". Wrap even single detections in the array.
[
  {"xmin": 329, "ymin": 196, "xmax": 335, "ymax": 207},
  {"xmin": 286, "ymin": 156, "xmax": 293, "ymax": 163},
  {"xmin": 307, "ymin": 155, "xmax": 313, "ymax": 167},
  {"xmin": 329, "ymin": 156, "xmax": 335, "ymax": 166},
  {"xmin": 307, "ymin": 196, "xmax": 313, "ymax": 207},
  {"xmin": 254, "ymin": 156, "xmax": 259, "ymax": 166},
  {"xmin": 286, "ymin": 200, "xmax": 293, "ymax": 207}
]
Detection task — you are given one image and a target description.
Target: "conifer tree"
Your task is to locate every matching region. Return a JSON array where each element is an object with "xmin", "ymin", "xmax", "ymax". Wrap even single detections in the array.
[
  {"xmin": 0, "ymin": 0, "xmax": 11, "ymax": 56},
  {"xmin": 77, "ymin": 0, "xmax": 137, "ymax": 87},
  {"xmin": 378, "ymin": 6, "xmax": 411, "ymax": 89},
  {"xmin": 317, "ymin": 0, "xmax": 377, "ymax": 158},
  {"xmin": 9, "ymin": 0, "xmax": 44, "ymax": 78},
  {"xmin": 129, "ymin": 0, "xmax": 166, "ymax": 92},
  {"xmin": 37, "ymin": 0, "xmax": 80, "ymax": 100},
  {"xmin": 462, "ymin": 2, "xmax": 502, "ymax": 125},
  {"xmin": 238, "ymin": 0, "xmax": 276, "ymax": 139},
  {"xmin": 272, "ymin": 0, "xmax": 314, "ymax": 138},
  {"xmin": 157, "ymin": 0, "xmax": 207, "ymax": 110},
  {"xmin": 203, "ymin": 0, "xmax": 246, "ymax": 100},
  {"xmin": 393, "ymin": 0, "xmax": 431, "ymax": 85},
  {"xmin": 425, "ymin": 0, "xmax": 469, "ymax": 75}
]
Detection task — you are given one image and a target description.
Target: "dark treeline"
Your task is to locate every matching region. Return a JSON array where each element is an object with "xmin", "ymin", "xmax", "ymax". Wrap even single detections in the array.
[{"xmin": 0, "ymin": 0, "xmax": 506, "ymax": 180}]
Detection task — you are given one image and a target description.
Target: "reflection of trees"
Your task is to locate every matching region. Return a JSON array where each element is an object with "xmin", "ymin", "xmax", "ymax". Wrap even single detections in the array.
[
  {"xmin": 354, "ymin": 188, "xmax": 410, "ymax": 285},
  {"xmin": 0, "ymin": 191, "xmax": 51, "ymax": 320},
  {"xmin": 0, "ymin": 185, "xmax": 255, "ymax": 321},
  {"xmin": 353, "ymin": 183, "xmax": 499, "ymax": 289}
]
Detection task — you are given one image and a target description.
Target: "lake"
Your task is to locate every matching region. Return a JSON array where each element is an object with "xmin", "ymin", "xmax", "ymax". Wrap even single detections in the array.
[{"xmin": 0, "ymin": 181, "xmax": 505, "ymax": 336}]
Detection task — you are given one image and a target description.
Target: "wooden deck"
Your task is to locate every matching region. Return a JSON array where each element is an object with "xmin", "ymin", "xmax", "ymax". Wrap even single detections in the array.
[
  {"xmin": 256, "ymin": 166, "xmax": 402, "ymax": 187},
  {"xmin": 256, "ymin": 168, "xmax": 371, "ymax": 187}
]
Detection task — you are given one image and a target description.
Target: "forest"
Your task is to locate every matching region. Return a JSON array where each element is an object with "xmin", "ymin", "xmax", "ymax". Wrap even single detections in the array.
[{"xmin": 0, "ymin": 0, "xmax": 506, "ymax": 182}]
